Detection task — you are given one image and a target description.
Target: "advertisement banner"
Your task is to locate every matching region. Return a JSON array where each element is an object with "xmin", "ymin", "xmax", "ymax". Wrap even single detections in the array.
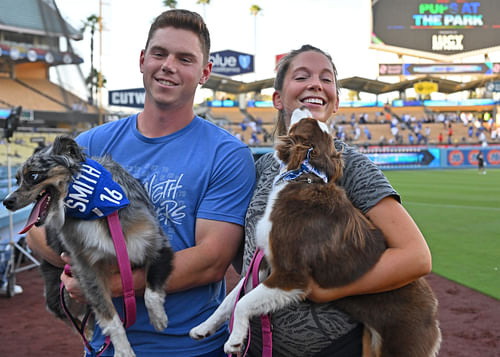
[
  {"xmin": 447, "ymin": 148, "xmax": 500, "ymax": 167},
  {"xmin": 209, "ymin": 50, "xmax": 254, "ymax": 76},
  {"xmin": 108, "ymin": 88, "xmax": 145, "ymax": 108}
]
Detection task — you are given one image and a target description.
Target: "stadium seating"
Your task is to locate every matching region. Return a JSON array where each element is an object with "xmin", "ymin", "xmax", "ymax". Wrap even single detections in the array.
[
  {"xmin": 0, "ymin": 77, "xmax": 96, "ymax": 113},
  {"xmin": 199, "ymin": 105, "xmax": 491, "ymax": 147}
]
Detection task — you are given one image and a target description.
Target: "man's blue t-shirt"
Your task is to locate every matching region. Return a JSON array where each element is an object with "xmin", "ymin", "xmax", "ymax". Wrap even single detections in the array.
[{"xmin": 76, "ymin": 114, "xmax": 255, "ymax": 356}]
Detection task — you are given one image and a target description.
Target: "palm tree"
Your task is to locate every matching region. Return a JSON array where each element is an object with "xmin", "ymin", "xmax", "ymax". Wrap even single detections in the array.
[
  {"xmin": 81, "ymin": 14, "xmax": 100, "ymax": 105},
  {"xmin": 85, "ymin": 68, "xmax": 107, "ymax": 105},
  {"xmin": 163, "ymin": 0, "xmax": 177, "ymax": 8},
  {"xmin": 197, "ymin": 0, "xmax": 211, "ymax": 20}
]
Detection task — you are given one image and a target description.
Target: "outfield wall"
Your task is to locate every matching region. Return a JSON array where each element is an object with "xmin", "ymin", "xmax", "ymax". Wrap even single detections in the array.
[
  {"xmin": 251, "ymin": 145, "xmax": 500, "ymax": 170},
  {"xmin": 362, "ymin": 145, "xmax": 500, "ymax": 170}
]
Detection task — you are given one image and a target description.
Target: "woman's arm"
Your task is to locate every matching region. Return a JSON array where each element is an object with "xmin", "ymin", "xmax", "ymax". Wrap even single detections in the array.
[{"xmin": 307, "ymin": 196, "xmax": 432, "ymax": 303}]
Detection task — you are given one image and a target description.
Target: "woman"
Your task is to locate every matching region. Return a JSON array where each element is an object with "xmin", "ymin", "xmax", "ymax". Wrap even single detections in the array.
[{"xmin": 240, "ymin": 45, "xmax": 432, "ymax": 356}]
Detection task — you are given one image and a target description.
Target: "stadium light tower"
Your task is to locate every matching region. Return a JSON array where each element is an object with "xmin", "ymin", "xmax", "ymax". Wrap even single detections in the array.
[{"xmin": 250, "ymin": 4, "xmax": 262, "ymax": 80}]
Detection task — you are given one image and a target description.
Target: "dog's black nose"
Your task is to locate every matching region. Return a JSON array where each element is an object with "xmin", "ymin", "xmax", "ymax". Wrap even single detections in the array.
[{"xmin": 3, "ymin": 196, "xmax": 15, "ymax": 210}]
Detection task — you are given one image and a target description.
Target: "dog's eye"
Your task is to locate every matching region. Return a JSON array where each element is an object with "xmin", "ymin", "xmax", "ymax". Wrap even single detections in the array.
[{"xmin": 24, "ymin": 172, "xmax": 42, "ymax": 185}]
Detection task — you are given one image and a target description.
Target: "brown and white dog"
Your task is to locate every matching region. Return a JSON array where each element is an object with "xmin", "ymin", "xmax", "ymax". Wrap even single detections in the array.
[{"xmin": 190, "ymin": 108, "xmax": 441, "ymax": 356}]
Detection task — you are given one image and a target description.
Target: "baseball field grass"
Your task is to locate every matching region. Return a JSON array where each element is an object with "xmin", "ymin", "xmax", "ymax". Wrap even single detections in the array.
[{"xmin": 384, "ymin": 168, "xmax": 500, "ymax": 300}]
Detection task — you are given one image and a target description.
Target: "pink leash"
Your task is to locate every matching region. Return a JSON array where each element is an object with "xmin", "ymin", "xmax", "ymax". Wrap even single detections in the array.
[
  {"xmin": 229, "ymin": 248, "xmax": 272, "ymax": 357},
  {"xmin": 60, "ymin": 210, "xmax": 136, "ymax": 356}
]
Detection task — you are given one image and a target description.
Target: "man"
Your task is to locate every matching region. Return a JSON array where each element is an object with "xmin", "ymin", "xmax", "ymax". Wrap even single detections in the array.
[{"xmin": 27, "ymin": 9, "xmax": 255, "ymax": 356}]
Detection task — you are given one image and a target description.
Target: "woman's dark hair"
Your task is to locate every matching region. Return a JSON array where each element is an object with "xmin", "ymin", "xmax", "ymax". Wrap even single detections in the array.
[
  {"xmin": 145, "ymin": 9, "xmax": 210, "ymax": 63},
  {"xmin": 274, "ymin": 44, "xmax": 339, "ymax": 136}
]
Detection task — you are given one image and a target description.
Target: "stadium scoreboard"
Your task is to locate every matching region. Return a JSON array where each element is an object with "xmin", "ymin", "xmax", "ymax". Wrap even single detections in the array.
[{"xmin": 371, "ymin": 0, "xmax": 500, "ymax": 59}]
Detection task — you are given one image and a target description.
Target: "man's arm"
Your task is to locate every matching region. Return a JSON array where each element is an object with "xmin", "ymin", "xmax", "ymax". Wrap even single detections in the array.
[
  {"xmin": 26, "ymin": 226, "xmax": 65, "ymax": 267},
  {"xmin": 163, "ymin": 218, "xmax": 243, "ymax": 292}
]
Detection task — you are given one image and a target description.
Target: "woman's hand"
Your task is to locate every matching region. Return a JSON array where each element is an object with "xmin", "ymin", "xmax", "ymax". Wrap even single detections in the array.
[{"xmin": 307, "ymin": 280, "xmax": 344, "ymax": 303}]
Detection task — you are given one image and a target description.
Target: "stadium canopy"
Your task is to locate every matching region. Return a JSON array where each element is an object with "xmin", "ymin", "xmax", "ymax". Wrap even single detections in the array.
[
  {"xmin": 339, "ymin": 74, "xmax": 500, "ymax": 94},
  {"xmin": 0, "ymin": 0, "xmax": 82, "ymax": 40},
  {"xmin": 203, "ymin": 73, "xmax": 500, "ymax": 96},
  {"xmin": 202, "ymin": 74, "xmax": 274, "ymax": 94}
]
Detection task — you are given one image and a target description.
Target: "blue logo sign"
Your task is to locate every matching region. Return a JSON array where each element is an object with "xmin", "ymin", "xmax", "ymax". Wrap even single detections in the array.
[
  {"xmin": 485, "ymin": 81, "xmax": 500, "ymax": 93},
  {"xmin": 238, "ymin": 55, "xmax": 251, "ymax": 69},
  {"xmin": 210, "ymin": 50, "xmax": 254, "ymax": 76}
]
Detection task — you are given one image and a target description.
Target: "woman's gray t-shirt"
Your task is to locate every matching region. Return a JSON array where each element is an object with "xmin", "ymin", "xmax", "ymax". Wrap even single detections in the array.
[{"xmin": 241, "ymin": 140, "xmax": 400, "ymax": 356}]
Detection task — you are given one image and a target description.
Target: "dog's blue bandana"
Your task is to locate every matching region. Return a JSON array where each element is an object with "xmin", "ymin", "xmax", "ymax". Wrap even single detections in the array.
[
  {"xmin": 64, "ymin": 158, "xmax": 129, "ymax": 220},
  {"xmin": 274, "ymin": 147, "xmax": 328, "ymax": 185}
]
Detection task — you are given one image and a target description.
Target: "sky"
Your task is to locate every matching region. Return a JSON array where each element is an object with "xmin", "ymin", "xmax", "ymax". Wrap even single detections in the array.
[
  {"xmin": 51, "ymin": 0, "xmax": 382, "ymax": 105},
  {"xmin": 51, "ymin": 0, "xmax": 500, "ymax": 107}
]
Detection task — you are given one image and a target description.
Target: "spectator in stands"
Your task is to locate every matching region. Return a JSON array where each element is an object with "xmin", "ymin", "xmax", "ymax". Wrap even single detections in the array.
[
  {"xmin": 26, "ymin": 9, "xmax": 255, "ymax": 357},
  {"xmin": 491, "ymin": 127, "xmax": 498, "ymax": 142},
  {"xmin": 255, "ymin": 117, "xmax": 263, "ymax": 134},
  {"xmin": 390, "ymin": 124, "xmax": 399, "ymax": 141},
  {"xmin": 354, "ymin": 124, "xmax": 361, "ymax": 141},
  {"xmin": 447, "ymin": 124, "xmax": 453, "ymax": 144},
  {"xmin": 240, "ymin": 44, "xmax": 431, "ymax": 356},
  {"xmin": 408, "ymin": 132, "xmax": 415, "ymax": 145},
  {"xmin": 479, "ymin": 130, "xmax": 488, "ymax": 147},
  {"xmin": 425, "ymin": 126, "xmax": 431, "ymax": 144},
  {"xmin": 363, "ymin": 125, "xmax": 372, "ymax": 141}
]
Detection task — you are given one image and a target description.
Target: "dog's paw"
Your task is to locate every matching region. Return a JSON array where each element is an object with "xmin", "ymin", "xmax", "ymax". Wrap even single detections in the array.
[
  {"xmin": 150, "ymin": 310, "xmax": 168, "ymax": 332},
  {"xmin": 144, "ymin": 288, "xmax": 168, "ymax": 331},
  {"xmin": 113, "ymin": 347, "xmax": 136, "ymax": 357},
  {"xmin": 224, "ymin": 339, "xmax": 243, "ymax": 354},
  {"xmin": 189, "ymin": 323, "xmax": 216, "ymax": 340},
  {"xmin": 224, "ymin": 324, "xmax": 249, "ymax": 354}
]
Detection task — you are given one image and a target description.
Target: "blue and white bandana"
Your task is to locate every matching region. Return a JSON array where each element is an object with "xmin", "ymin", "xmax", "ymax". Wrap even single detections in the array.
[
  {"xmin": 64, "ymin": 158, "xmax": 130, "ymax": 220},
  {"xmin": 274, "ymin": 147, "xmax": 328, "ymax": 186}
]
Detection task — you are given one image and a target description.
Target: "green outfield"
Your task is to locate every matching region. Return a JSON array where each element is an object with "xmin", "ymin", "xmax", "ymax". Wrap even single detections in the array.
[{"xmin": 384, "ymin": 168, "xmax": 500, "ymax": 300}]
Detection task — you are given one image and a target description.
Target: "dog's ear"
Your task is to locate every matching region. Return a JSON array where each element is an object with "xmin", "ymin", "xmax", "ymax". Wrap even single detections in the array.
[
  {"xmin": 276, "ymin": 135, "xmax": 293, "ymax": 164},
  {"xmin": 52, "ymin": 136, "xmax": 86, "ymax": 162},
  {"xmin": 276, "ymin": 134, "xmax": 311, "ymax": 170},
  {"xmin": 308, "ymin": 129, "xmax": 343, "ymax": 182},
  {"xmin": 288, "ymin": 142, "xmax": 310, "ymax": 170}
]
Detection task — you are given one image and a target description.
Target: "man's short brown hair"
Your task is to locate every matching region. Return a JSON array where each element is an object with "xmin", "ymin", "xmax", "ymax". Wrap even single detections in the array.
[{"xmin": 145, "ymin": 9, "xmax": 210, "ymax": 63}]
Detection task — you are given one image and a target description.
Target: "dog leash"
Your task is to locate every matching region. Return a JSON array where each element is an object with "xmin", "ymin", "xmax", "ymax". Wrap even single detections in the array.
[
  {"xmin": 229, "ymin": 248, "xmax": 272, "ymax": 357},
  {"xmin": 60, "ymin": 210, "xmax": 136, "ymax": 356}
]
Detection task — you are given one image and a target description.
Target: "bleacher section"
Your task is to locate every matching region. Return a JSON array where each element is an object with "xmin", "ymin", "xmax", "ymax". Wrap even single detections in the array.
[
  {"xmin": 336, "ymin": 106, "xmax": 385, "ymax": 123},
  {"xmin": 18, "ymin": 79, "xmax": 98, "ymax": 114},
  {"xmin": 0, "ymin": 77, "xmax": 66, "ymax": 111},
  {"xmin": 0, "ymin": 132, "xmax": 65, "ymax": 167},
  {"xmin": 0, "ymin": 77, "xmax": 97, "ymax": 113},
  {"xmin": 208, "ymin": 107, "xmax": 273, "ymax": 145},
  {"xmin": 207, "ymin": 106, "xmax": 492, "ymax": 147}
]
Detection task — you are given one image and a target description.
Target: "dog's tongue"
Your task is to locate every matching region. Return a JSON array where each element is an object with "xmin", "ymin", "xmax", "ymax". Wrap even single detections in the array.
[{"xmin": 19, "ymin": 193, "xmax": 49, "ymax": 234}]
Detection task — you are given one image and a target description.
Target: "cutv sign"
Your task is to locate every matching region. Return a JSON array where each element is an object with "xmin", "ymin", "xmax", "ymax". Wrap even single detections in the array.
[{"xmin": 210, "ymin": 50, "xmax": 254, "ymax": 76}]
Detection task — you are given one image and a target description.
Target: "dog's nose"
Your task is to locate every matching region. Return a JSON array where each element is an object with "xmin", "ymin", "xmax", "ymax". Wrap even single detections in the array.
[{"xmin": 3, "ymin": 195, "xmax": 15, "ymax": 210}]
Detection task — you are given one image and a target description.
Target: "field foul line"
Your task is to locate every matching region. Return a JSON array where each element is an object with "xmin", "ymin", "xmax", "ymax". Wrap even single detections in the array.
[{"xmin": 403, "ymin": 201, "xmax": 500, "ymax": 211}]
